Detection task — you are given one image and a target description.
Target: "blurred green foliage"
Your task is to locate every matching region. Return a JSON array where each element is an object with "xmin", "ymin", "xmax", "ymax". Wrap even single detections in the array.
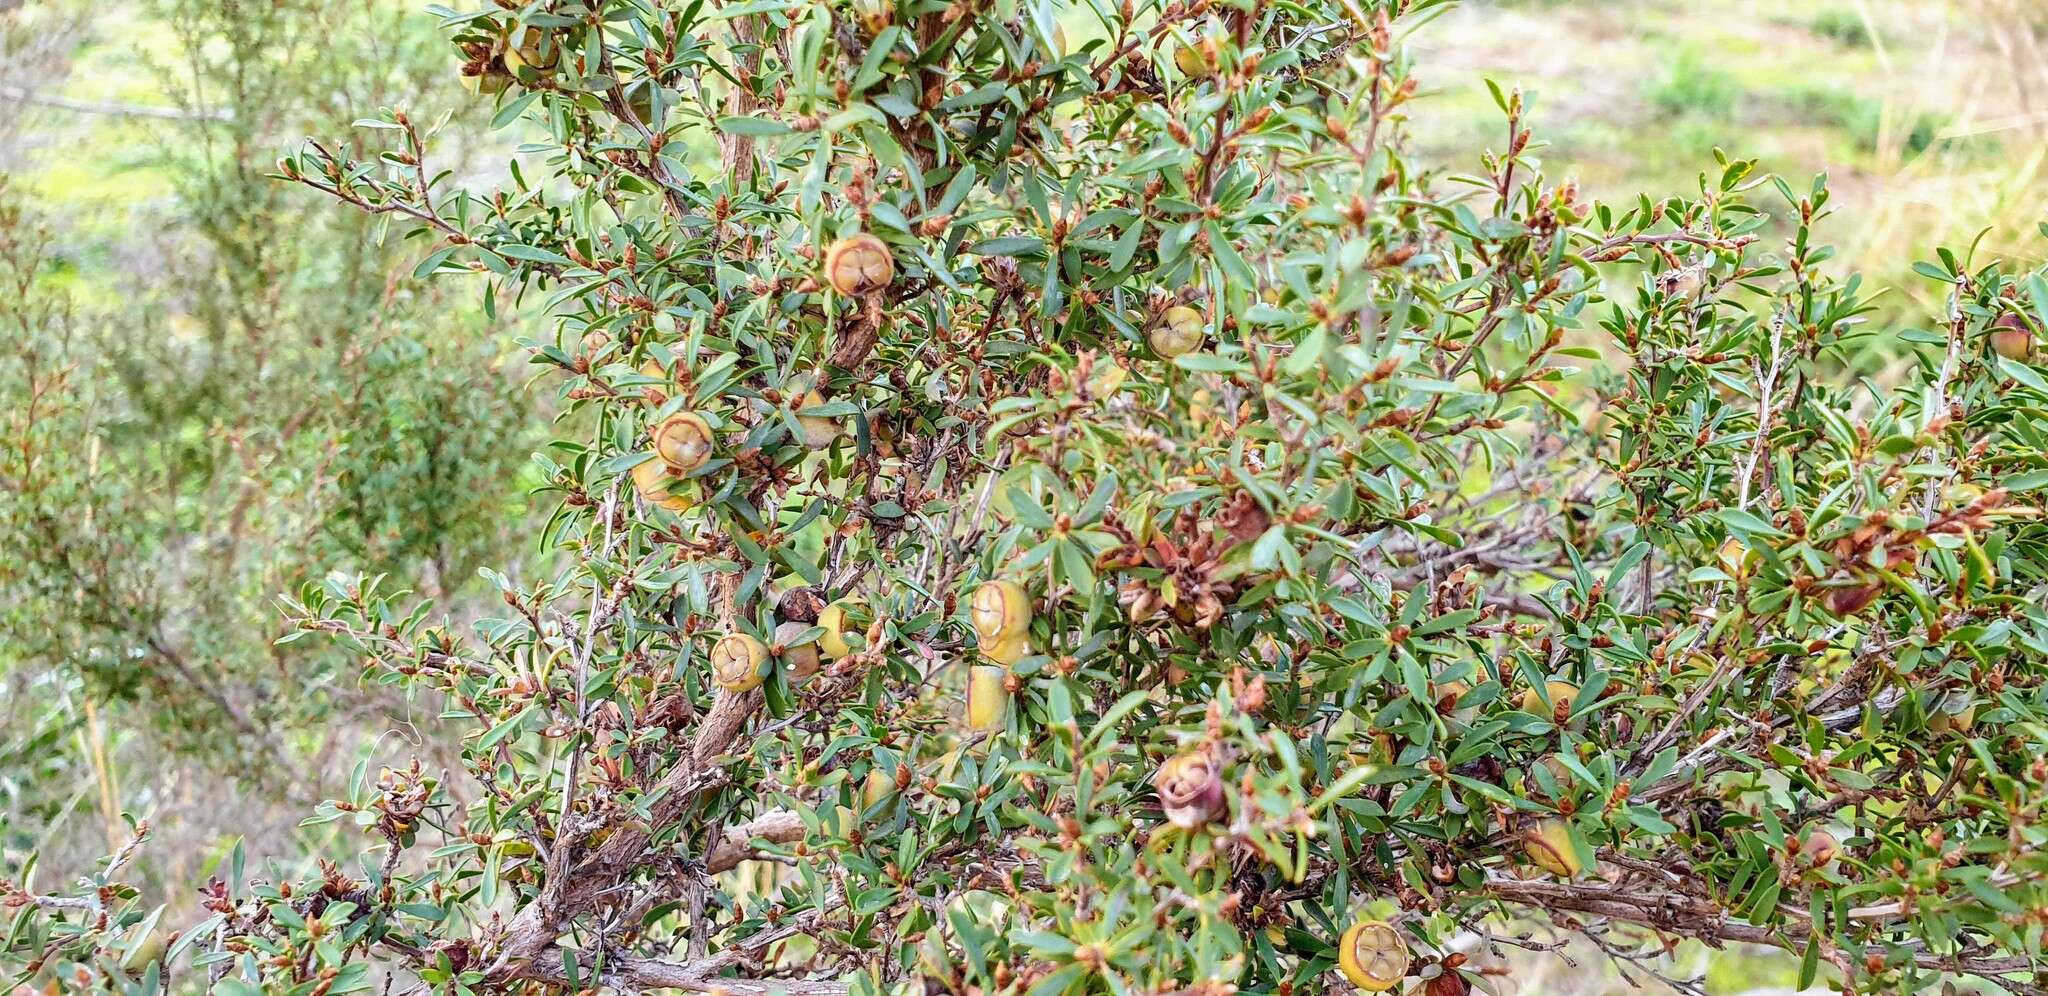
[{"xmin": 0, "ymin": 0, "xmax": 540, "ymax": 874}]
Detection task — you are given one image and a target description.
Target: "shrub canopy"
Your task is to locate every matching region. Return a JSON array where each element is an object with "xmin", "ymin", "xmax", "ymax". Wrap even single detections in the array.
[{"xmin": 8, "ymin": 0, "xmax": 2048, "ymax": 994}]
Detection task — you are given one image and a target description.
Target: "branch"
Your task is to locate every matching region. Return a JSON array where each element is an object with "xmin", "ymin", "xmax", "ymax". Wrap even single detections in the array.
[
  {"xmin": 1486, "ymin": 876, "xmax": 2045, "ymax": 993},
  {"xmin": 0, "ymin": 84, "xmax": 232, "ymax": 122}
]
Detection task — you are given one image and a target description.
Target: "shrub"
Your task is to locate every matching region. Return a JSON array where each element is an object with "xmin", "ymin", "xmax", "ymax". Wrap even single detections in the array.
[{"xmin": 8, "ymin": 0, "xmax": 2048, "ymax": 994}]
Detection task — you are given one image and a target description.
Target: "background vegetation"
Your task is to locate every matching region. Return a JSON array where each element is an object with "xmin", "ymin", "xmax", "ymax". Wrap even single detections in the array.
[{"xmin": 1, "ymin": 1, "xmax": 2043, "ymax": 993}]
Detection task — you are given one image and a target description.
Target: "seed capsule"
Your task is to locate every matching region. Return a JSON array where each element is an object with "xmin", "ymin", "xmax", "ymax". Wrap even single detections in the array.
[
  {"xmin": 775, "ymin": 620, "xmax": 821, "ymax": 679},
  {"xmin": 1149, "ymin": 305, "xmax": 1206, "ymax": 358},
  {"xmin": 1823, "ymin": 582, "xmax": 1883, "ymax": 618},
  {"xmin": 1928, "ymin": 699, "xmax": 1976, "ymax": 735},
  {"xmin": 631, "ymin": 455, "xmax": 696, "ymax": 512},
  {"xmin": 817, "ymin": 599, "xmax": 867, "ymax": 659},
  {"xmin": 1798, "ymin": 828, "xmax": 1839, "ymax": 868},
  {"xmin": 1336, "ymin": 919, "xmax": 1411, "ymax": 992},
  {"xmin": 861, "ymin": 766, "xmax": 894, "ymax": 810},
  {"xmin": 1990, "ymin": 313, "xmax": 2035, "ymax": 361},
  {"xmin": 824, "ymin": 233, "xmax": 895, "ymax": 296},
  {"xmin": 1522, "ymin": 818, "xmax": 1581, "ymax": 878},
  {"xmin": 652, "ymin": 412, "xmax": 715, "ymax": 473},
  {"xmin": 502, "ymin": 26, "xmax": 559, "ymax": 77},
  {"xmin": 1431, "ymin": 677, "xmax": 1476, "ymax": 724},
  {"xmin": 1717, "ymin": 537, "xmax": 1757, "ymax": 580},
  {"xmin": 460, "ymin": 66, "xmax": 511, "ymax": 95},
  {"xmin": 965, "ymin": 664, "xmax": 1009, "ymax": 731},
  {"xmin": 1154, "ymin": 748, "xmax": 1227, "ymax": 829},
  {"xmin": 788, "ymin": 377, "xmax": 840, "ymax": 449},
  {"xmin": 970, "ymin": 581, "xmax": 1031, "ymax": 662},
  {"xmin": 1517, "ymin": 680, "xmax": 1580, "ymax": 723},
  {"xmin": 710, "ymin": 633, "xmax": 769, "ymax": 692}
]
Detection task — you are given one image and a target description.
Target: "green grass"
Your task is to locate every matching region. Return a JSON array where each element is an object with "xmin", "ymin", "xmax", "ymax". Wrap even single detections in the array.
[{"xmin": 1411, "ymin": 0, "xmax": 2046, "ymax": 324}]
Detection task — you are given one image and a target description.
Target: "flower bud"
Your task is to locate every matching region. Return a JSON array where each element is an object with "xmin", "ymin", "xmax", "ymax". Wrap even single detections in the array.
[
  {"xmin": 970, "ymin": 580, "xmax": 1031, "ymax": 662},
  {"xmin": 1336, "ymin": 919, "xmax": 1411, "ymax": 992},
  {"xmin": 965, "ymin": 664, "xmax": 1009, "ymax": 731},
  {"xmin": 1522, "ymin": 818, "xmax": 1581, "ymax": 878},
  {"xmin": 824, "ymin": 233, "xmax": 895, "ymax": 296},
  {"xmin": 775, "ymin": 620, "xmax": 821, "ymax": 679},
  {"xmin": 1149, "ymin": 305, "xmax": 1206, "ymax": 358},
  {"xmin": 653, "ymin": 412, "xmax": 715, "ymax": 473},
  {"xmin": 710, "ymin": 633, "xmax": 768, "ymax": 692},
  {"xmin": 1153, "ymin": 748, "xmax": 1226, "ymax": 829}
]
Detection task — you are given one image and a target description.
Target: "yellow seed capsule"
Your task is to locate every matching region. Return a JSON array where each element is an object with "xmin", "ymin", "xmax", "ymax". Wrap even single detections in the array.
[
  {"xmin": 861, "ymin": 766, "xmax": 894, "ymax": 810},
  {"xmin": 775, "ymin": 620, "xmax": 821, "ymax": 679},
  {"xmin": 966, "ymin": 664, "xmax": 1009, "ymax": 731},
  {"xmin": 969, "ymin": 581, "xmax": 1031, "ymax": 658},
  {"xmin": 630, "ymin": 455, "xmax": 695, "ymax": 512},
  {"xmin": 1717, "ymin": 537, "xmax": 1757, "ymax": 580},
  {"xmin": 502, "ymin": 26, "xmax": 559, "ymax": 77},
  {"xmin": 817, "ymin": 599, "xmax": 866, "ymax": 659},
  {"xmin": 824, "ymin": 233, "xmax": 895, "ymax": 296},
  {"xmin": 652, "ymin": 412, "xmax": 715, "ymax": 473},
  {"xmin": 980, "ymin": 633, "xmax": 1027, "ymax": 666},
  {"xmin": 1928, "ymin": 701, "xmax": 1976, "ymax": 735},
  {"xmin": 1336, "ymin": 920, "xmax": 1410, "ymax": 992},
  {"xmin": 1518, "ymin": 680, "xmax": 1580, "ymax": 723},
  {"xmin": 790, "ymin": 382, "xmax": 839, "ymax": 449},
  {"xmin": 1991, "ymin": 314, "xmax": 2035, "ymax": 361},
  {"xmin": 1149, "ymin": 305, "xmax": 1206, "ymax": 358},
  {"xmin": 1798, "ymin": 828, "xmax": 1839, "ymax": 868},
  {"xmin": 624, "ymin": 81, "xmax": 656, "ymax": 124},
  {"xmin": 710, "ymin": 633, "xmax": 768, "ymax": 692},
  {"xmin": 460, "ymin": 67, "xmax": 510, "ymax": 95},
  {"xmin": 1431, "ymin": 678, "xmax": 1475, "ymax": 724},
  {"xmin": 1523, "ymin": 818, "xmax": 1582, "ymax": 878}
]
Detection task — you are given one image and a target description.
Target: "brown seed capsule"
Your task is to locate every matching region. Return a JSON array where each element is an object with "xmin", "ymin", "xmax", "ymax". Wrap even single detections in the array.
[
  {"xmin": 824, "ymin": 233, "xmax": 895, "ymax": 296},
  {"xmin": 652, "ymin": 413, "xmax": 715, "ymax": 473},
  {"xmin": 1522, "ymin": 818, "xmax": 1582, "ymax": 877},
  {"xmin": 1432, "ymin": 678, "xmax": 1475, "ymax": 723},
  {"xmin": 1990, "ymin": 313, "xmax": 2035, "ymax": 361},
  {"xmin": 1153, "ymin": 748, "xmax": 1227, "ymax": 829},
  {"xmin": 710, "ymin": 633, "xmax": 768, "ymax": 692},
  {"xmin": 775, "ymin": 620, "xmax": 821, "ymax": 679},
  {"xmin": 1149, "ymin": 305, "xmax": 1206, "ymax": 358},
  {"xmin": 1336, "ymin": 919, "xmax": 1411, "ymax": 992},
  {"xmin": 1824, "ymin": 582, "xmax": 1883, "ymax": 618}
]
